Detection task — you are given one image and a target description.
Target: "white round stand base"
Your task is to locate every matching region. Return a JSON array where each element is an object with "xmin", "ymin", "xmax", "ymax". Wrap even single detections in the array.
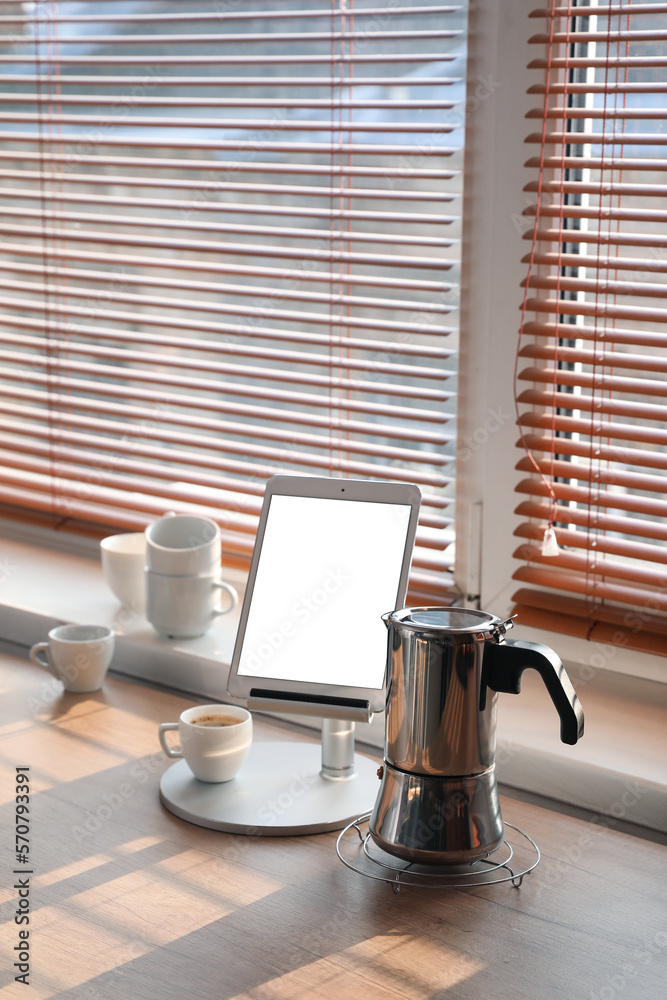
[{"xmin": 159, "ymin": 740, "xmax": 381, "ymax": 836}]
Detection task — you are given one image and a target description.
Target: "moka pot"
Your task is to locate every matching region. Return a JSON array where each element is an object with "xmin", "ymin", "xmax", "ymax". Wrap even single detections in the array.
[{"xmin": 369, "ymin": 607, "xmax": 584, "ymax": 866}]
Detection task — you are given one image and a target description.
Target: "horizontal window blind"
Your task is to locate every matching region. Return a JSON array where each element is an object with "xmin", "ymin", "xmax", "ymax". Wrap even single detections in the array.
[
  {"xmin": 514, "ymin": 0, "xmax": 667, "ymax": 654},
  {"xmin": 0, "ymin": 0, "xmax": 465, "ymax": 602}
]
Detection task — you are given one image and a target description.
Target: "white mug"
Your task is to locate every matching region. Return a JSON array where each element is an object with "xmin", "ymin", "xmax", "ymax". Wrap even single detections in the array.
[
  {"xmin": 158, "ymin": 704, "xmax": 252, "ymax": 782},
  {"xmin": 145, "ymin": 513, "xmax": 221, "ymax": 577},
  {"xmin": 29, "ymin": 625, "xmax": 115, "ymax": 693},
  {"xmin": 100, "ymin": 532, "xmax": 147, "ymax": 610},
  {"xmin": 146, "ymin": 570, "xmax": 238, "ymax": 638}
]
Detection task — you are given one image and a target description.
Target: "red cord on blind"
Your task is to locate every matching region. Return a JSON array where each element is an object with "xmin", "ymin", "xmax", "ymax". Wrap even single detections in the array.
[{"xmin": 515, "ymin": 0, "xmax": 562, "ymax": 559}]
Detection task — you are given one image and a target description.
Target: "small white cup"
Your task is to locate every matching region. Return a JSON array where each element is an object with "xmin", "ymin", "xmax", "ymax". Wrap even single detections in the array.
[
  {"xmin": 146, "ymin": 570, "xmax": 238, "ymax": 639},
  {"xmin": 100, "ymin": 532, "xmax": 147, "ymax": 610},
  {"xmin": 145, "ymin": 513, "xmax": 221, "ymax": 577},
  {"xmin": 158, "ymin": 704, "xmax": 252, "ymax": 782},
  {"xmin": 29, "ymin": 625, "xmax": 115, "ymax": 693}
]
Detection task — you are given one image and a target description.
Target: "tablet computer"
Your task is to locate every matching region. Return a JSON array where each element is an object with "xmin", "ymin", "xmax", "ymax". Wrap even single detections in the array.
[{"xmin": 227, "ymin": 475, "xmax": 421, "ymax": 715}]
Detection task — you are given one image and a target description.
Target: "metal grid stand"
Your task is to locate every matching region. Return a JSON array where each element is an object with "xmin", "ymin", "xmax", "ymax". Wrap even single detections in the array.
[{"xmin": 336, "ymin": 814, "xmax": 540, "ymax": 892}]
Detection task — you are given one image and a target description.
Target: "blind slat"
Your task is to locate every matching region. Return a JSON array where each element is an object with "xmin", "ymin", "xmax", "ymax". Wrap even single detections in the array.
[
  {"xmin": 0, "ymin": 187, "xmax": 453, "ymax": 226},
  {"xmin": 529, "ymin": 28, "xmax": 667, "ymax": 44},
  {"xmin": 0, "ymin": 205, "xmax": 454, "ymax": 248},
  {"xmin": 525, "ymin": 179, "xmax": 667, "ymax": 198},
  {"xmin": 0, "ymin": 285, "xmax": 453, "ymax": 339},
  {"xmin": 515, "ymin": 457, "xmax": 666, "ymax": 496},
  {"xmin": 519, "ymin": 434, "xmax": 667, "ymax": 474},
  {"xmin": 9, "ymin": 29, "xmax": 462, "ymax": 44},
  {"xmin": 514, "ymin": 543, "xmax": 667, "ymax": 591},
  {"xmin": 0, "ymin": 349, "xmax": 452, "ymax": 405},
  {"xmin": 512, "ymin": 587, "xmax": 667, "ymax": 638},
  {"xmin": 0, "ymin": 261, "xmax": 454, "ymax": 321},
  {"xmin": 512, "ymin": 571, "xmax": 667, "ymax": 618},
  {"xmin": 518, "ymin": 365, "xmax": 667, "ymax": 400},
  {"xmin": 524, "ymin": 203, "xmax": 667, "ymax": 224},
  {"xmin": 0, "ymin": 236, "xmax": 451, "ymax": 292},
  {"xmin": 0, "ymin": 75, "xmax": 461, "ymax": 87},
  {"xmin": 0, "ymin": 366, "xmax": 451, "ymax": 426},
  {"xmin": 518, "ymin": 411, "xmax": 667, "ymax": 448},
  {"xmin": 511, "ymin": 588, "xmax": 667, "ymax": 657},
  {"xmin": 525, "ymin": 275, "xmax": 667, "ymax": 302},
  {"xmin": 528, "ymin": 56, "xmax": 667, "ymax": 69},
  {"xmin": 0, "ymin": 95, "xmax": 457, "ymax": 110},
  {"xmin": 0, "ymin": 6, "xmax": 459, "ymax": 22},
  {"xmin": 0, "ymin": 379, "xmax": 453, "ymax": 444},
  {"xmin": 515, "ymin": 500, "xmax": 667, "ymax": 544},
  {"xmin": 0, "ymin": 221, "xmax": 453, "ymax": 270},
  {"xmin": 0, "ymin": 463, "xmax": 450, "ymax": 543},
  {"xmin": 529, "ymin": 106, "xmax": 667, "ymax": 121},
  {"xmin": 514, "ymin": 523, "xmax": 667, "ymax": 568},
  {"xmin": 528, "ymin": 82, "xmax": 667, "ymax": 95},
  {"xmin": 0, "ymin": 130, "xmax": 458, "ymax": 156},
  {"xmin": 0, "ymin": 53, "xmax": 454, "ymax": 65},
  {"xmin": 526, "ymin": 229, "xmax": 667, "ymax": 250},
  {"xmin": 0, "ymin": 312, "xmax": 453, "ymax": 363},
  {"xmin": 525, "ymin": 295, "xmax": 667, "ymax": 325},
  {"xmin": 525, "ymin": 154, "xmax": 667, "ymax": 171},
  {"xmin": 0, "ymin": 434, "xmax": 452, "ymax": 491},
  {"xmin": 516, "ymin": 477, "xmax": 667, "ymax": 518},
  {"xmin": 0, "ymin": 294, "xmax": 453, "ymax": 349},
  {"xmin": 519, "ymin": 388, "xmax": 665, "ymax": 423},
  {"xmin": 0, "ymin": 331, "xmax": 451, "ymax": 384},
  {"xmin": 526, "ymin": 130, "xmax": 667, "ymax": 147},
  {"xmin": 523, "ymin": 252, "xmax": 667, "ymax": 275},
  {"xmin": 0, "ymin": 483, "xmax": 199, "ymax": 535},
  {"xmin": 530, "ymin": 4, "xmax": 667, "ymax": 17},
  {"xmin": 1, "ymin": 401, "xmax": 449, "ymax": 467},
  {"xmin": 0, "ymin": 148, "xmax": 455, "ymax": 180},
  {"xmin": 522, "ymin": 321, "xmax": 667, "ymax": 350},
  {"xmin": 0, "ymin": 167, "xmax": 457, "ymax": 202},
  {"xmin": 0, "ymin": 111, "xmax": 458, "ymax": 133},
  {"xmin": 519, "ymin": 343, "xmax": 667, "ymax": 375}
]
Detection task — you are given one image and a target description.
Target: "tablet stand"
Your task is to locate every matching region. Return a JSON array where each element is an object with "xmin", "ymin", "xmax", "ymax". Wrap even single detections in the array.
[
  {"xmin": 159, "ymin": 712, "xmax": 381, "ymax": 836},
  {"xmin": 161, "ymin": 475, "xmax": 420, "ymax": 836}
]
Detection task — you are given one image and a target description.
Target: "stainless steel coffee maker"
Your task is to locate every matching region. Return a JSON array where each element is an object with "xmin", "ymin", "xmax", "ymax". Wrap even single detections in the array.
[{"xmin": 370, "ymin": 608, "xmax": 584, "ymax": 865}]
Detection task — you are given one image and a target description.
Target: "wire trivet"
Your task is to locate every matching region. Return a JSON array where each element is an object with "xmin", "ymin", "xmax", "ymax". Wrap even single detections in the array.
[{"xmin": 336, "ymin": 814, "xmax": 540, "ymax": 892}]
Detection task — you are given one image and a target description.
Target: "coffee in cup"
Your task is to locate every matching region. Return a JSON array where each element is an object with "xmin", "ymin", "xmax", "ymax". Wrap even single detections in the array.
[
  {"xmin": 158, "ymin": 704, "xmax": 252, "ymax": 782},
  {"xmin": 190, "ymin": 713, "xmax": 241, "ymax": 727}
]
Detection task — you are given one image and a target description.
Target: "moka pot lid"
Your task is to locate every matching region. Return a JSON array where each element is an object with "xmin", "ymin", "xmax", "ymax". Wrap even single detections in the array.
[{"xmin": 384, "ymin": 606, "xmax": 516, "ymax": 639}]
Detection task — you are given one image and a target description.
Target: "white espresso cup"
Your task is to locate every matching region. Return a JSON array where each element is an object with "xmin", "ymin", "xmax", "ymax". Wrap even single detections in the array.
[
  {"xmin": 145, "ymin": 513, "xmax": 221, "ymax": 577},
  {"xmin": 146, "ymin": 570, "xmax": 238, "ymax": 639},
  {"xmin": 29, "ymin": 624, "xmax": 115, "ymax": 693},
  {"xmin": 158, "ymin": 704, "xmax": 252, "ymax": 782},
  {"xmin": 100, "ymin": 532, "xmax": 147, "ymax": 610}
]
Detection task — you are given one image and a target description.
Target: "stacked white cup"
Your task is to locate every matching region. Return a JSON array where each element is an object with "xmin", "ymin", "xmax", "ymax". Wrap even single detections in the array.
[{"xmin": 145, "ymin": 513, "xmax": 238, "ymax": 639}]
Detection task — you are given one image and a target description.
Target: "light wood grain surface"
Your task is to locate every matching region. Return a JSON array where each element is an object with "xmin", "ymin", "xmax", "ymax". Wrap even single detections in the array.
[{"xmin": 1, "ymin": 648, "xmax": 666, "ymax": 1000}]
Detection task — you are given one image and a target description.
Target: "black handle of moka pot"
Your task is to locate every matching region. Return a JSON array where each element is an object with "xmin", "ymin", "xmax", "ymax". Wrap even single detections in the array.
[{"xmin": 485, "ymin": 639, "xmax": 584, "ymax": 745}]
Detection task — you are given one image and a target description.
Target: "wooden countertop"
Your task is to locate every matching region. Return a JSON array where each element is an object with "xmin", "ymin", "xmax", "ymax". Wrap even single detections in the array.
[{"xmin": 1, "ymin": 648, "xmax": 665, "ymax": 1000}]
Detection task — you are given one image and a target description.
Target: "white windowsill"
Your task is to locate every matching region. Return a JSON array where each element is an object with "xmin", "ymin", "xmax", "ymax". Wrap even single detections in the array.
[{"xmin": 0, "ymin": 521, "xmax": 665, "ymax": 835}]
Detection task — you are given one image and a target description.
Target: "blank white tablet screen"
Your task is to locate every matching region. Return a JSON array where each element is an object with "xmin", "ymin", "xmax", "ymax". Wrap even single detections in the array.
[{"xmin": 237, "ymin": 495, "xmax": 412, "ymax": 689}]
